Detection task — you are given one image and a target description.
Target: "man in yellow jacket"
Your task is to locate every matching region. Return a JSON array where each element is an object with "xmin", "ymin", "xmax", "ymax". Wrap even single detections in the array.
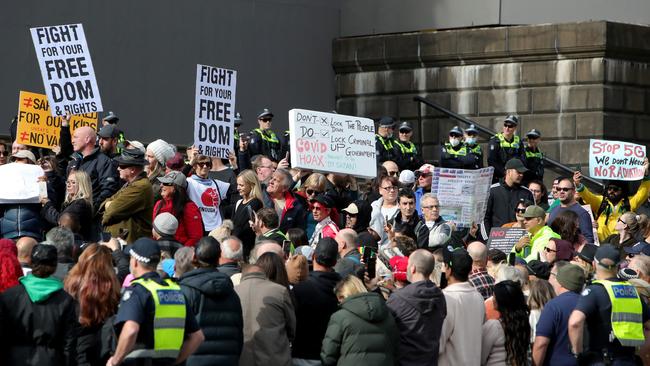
[
  {"xmin": 574, "ymin": 159, "xmax": 650, "ymax": 242},
  {"xmin": 513, "ymin": 205, "xmax": 560, "ymax": 262}
]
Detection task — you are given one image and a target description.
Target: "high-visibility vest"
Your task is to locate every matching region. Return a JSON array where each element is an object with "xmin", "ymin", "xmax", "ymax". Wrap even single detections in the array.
[
  {"xmin": 467, "ymin": 144, "xmax": 482, "ymax": 155},
  {"xmin": 443, "ymin": 143, "xmax": 468, "ymax": 156},
  {"xmin": 395, "ymin": 140, "xmax": 416, "ymax": 154},
  {"xmin": 376, "ymin": 135, "xmax": 394, "ymax": 150},
  {"xmin": 254, "ymin": 128, "xmax": 279, "ymax": 144},
  {"xmin": 593, "ymin": 279, "xmax": 645, "ymax": 347},
  {"xmin": 126, "ymin": 278, "xmax": 187, "ymax": 360},
  {"xmin": 525, "ymin": 148, "xmax": 543, "ymax": 159},
  {"xmin": 496, "ymin": 133, "xmax": 520, "ymax": 149}
]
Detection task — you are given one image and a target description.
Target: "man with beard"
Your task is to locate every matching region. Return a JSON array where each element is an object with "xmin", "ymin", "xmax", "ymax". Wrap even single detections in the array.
[
  {"xmin": 574, "ymin": 159, "xmax": 650, "ymax": 242},
  {"xmin": 547, "ymin": 177, "xmax": 594, "ymax": 244},
  {"xmin": 482, "ymin": 159, "xmax": 534, "ymax": 240},
  {"xmin": 97, "ymin": 124, "xmax": 122, "ymax": 158}
]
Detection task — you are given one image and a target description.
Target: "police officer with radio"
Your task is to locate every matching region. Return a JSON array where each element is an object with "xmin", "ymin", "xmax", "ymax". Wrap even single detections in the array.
[
  {"xmin": 440, "ymin": 126, "xmax": 480, "ymax": 170},
  {"xmin": 376, "ymin": 116, "xmax": 398, "ymax": 164},
  {"xmin": 523, "ymin": 128, "xmax": 544, "ymax": 184},
  {"xmin": 464, "ymin": 124, "xmax": 483, "ymax": 168},
  {"xmin": 393, "ymin": 121, "xmax": 423, "ymax": 171},
  {"xmin": 249, "ymin": 108, "xmax": 283, "ymax": 162},
  {"xmin": 568, "ymin": 244, "xmax": 650, "ymax": 365},
  {"xmin": 488, "ymin": 115, "xmax": 525, "ymax": 183},
  {"xmin": 108, "ymin": 238, "xmax": 205, "ymax": 366}
]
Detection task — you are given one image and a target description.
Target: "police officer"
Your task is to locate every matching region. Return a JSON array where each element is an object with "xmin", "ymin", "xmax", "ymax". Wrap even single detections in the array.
[
  {"xmin": 393, "ymin": 121, "xmax": 423, "ymax": 171},
  {"xmin": 440, "ymin": 126, "xmax": 480, "ymax": 170},
  {"xmin": 523, "ymin": 128, "xmax": 544, "ymax": 184},
  {"xmin": 108, "ymin": 238, "xmax": 205, "ymax": 366},
  {"xmin": 568, "ymin": 244, "xmax": 650, "ymax": 365},
  {"xmin": 233, "ymin": 112, "xmax": 242, "ymax": 153},
  {"xmin": 464, "ymin": 124, "xmax": 483, "ymax": 168},
  {"xmin": 102, "ymin": 111, "xmax": 126, "ymax": 154},
  {"xmin": 249, "ymin": 108, "xmax": 282, "ymax": 162},
  {"xmin": 375, "ymin": 116, "xmax": 397, "ymax": 164},
  {"xmin": 488, "ymin": 115, "xmax": 525, "ymax": 183}
]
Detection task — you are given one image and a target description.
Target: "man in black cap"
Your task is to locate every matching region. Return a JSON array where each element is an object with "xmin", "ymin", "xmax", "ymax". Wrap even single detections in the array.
[
  {"xmin": 109, "ymin": 238, "xmax": 204, "ymax": 366},
  {"xmin": 248, "ymin": 108, "xmax": 283, "ymax": 162},
  {"xmin": 291, "ymin": 237, "xmax": 342, "ymax": 364},
  {"xmin": 98, "ymin": 124, "xmax": 122, "ymax": 158},
  {"xmin": 464, "ymin": 124, "xmax": 483, "ymax": 168},
  {"xmin": 102, "ymin": 111, "xmax": 120, "ymax": 126},
  {"xmin": 523, "ymin": 128, "xmax": 544, "ymax": 184},
  {"xmin": 482, "ymin": 158, "xmax": 534, "ymax": 240},
  {"xmin": 0, "ymin": 244, "xmax": 79, "ymax": 366},
  {"xmin": 376, "ymin": 116, "xmax": 398, "ymax": 164},
  {"xmin": 569, "ymin": 244, "xmax": 650, "ymax": 365},
  {"xmin": 101, "ymin": 111, "xmax": 126, "ymax": 154},
  {"xmin": 100, "ymin": 149, "xmax": 154, "ymax": 244},
  {"xmin": 308, "ymin": 193, "xmax": 339, "ymax": 246},
  {"xmin": 488, "ymin": 115, "xmax": 525, "ymax": 183},
  {"xmin": 393, "ymin": 121, "xmax": 423, "ymax": 171},
  {"xmin": 440, "ymin": 125, "xmax": 480, "ymax": 170}
]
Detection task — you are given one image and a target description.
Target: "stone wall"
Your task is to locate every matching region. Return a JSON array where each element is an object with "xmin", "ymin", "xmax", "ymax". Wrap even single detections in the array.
[{"xmin": 332, "ymin": 21, "xmax": 650, "ymax": 183}]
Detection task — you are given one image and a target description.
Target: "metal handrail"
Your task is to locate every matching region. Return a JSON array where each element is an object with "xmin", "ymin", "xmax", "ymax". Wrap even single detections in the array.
[{"xmin": 413, "ymin": 95, "xmax": 605, "ymax": 188}]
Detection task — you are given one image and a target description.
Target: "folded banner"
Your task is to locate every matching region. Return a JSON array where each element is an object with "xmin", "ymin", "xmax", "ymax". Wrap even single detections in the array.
[
  {"xmin": 589, "ymin": 139, "xmax": 646, "ymax": 181},
  {"xmin": 0, "ymin": 163, "xmax": 45, "ymax": 204}
]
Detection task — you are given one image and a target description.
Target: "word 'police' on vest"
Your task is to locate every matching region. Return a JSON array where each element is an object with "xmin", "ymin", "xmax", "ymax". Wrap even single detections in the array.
[{"xmin": 194, "ymin": 64, "xmax": 237, "ymax": 158}]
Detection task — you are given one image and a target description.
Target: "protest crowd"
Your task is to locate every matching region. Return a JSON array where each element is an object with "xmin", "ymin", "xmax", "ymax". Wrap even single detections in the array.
[{"xmin": 3, "ymin": 105, "xmax": 650, "ymax": 366}]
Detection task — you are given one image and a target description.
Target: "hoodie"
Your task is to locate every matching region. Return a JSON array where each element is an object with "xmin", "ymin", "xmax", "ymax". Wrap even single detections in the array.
[
  {"xmin": 179, "ymin": 268, "xmax": 243, "ymax": 366},
  {"xmin": 20, "ymin": 274, "xmax": 63, "ymax": 302},
  {"xmin": 321, "ymin": 292, "xmax": 399, "ymax": 366},
  {"xmin": 387, "ymin": 280, "xmax": 447, "ymax": 366}
]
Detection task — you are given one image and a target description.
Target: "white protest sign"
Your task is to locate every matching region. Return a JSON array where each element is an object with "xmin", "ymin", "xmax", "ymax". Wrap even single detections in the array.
[
  {"xmin": 194, "ymin": 64, "xmax": 237, "ymax": 158},
  {"xmin": 430, "ymin": 167, "xmax": 494, "ymax": 228},
  {"xmin": 289, "ymin": 109, "xmax": 377, "ymax": 178},
  {"xmin": 30, "ymin": 24, "xmax": 102, "ymax": 116},
  {"xmin": 589, "ymin": 139, "xmax": 646, "ymax": 181},
  {"xmin": 0, "ymin": 163, "xmax": 45, "ymax": 204}
]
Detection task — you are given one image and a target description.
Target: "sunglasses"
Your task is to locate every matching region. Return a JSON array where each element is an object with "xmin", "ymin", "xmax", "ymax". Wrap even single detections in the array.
[
  {"xmin": 504, "ymin": 123, "xmax": 516, "ymax": 129},
  {"xmin": 306, "ymin": 189, "xmax": 322, "ymax": 196},
  {"xmin": 0, "ymin": 151, "xmax": 8, "ymax": 157},
  {"xmin": 196, "ymin": 162, "xmax": 212, "ymax": 168},
  {"xmin": 607, "ymin": 186, "xmax": 622, "ymax": 192},
  {"xmin": 416, "ymin": 172, "xmax": 432, "ymax": 178},
  {"xmin": 557, "ymin": 187, "xmax": 573, "ymax": 192},
  {"xmin": 162, "ymin": 182, "xmax": 174, "ymax": 187},
  {"xmin": 399, "ymin": 130, "xmax": 411, "ymax": 134},
  {"xmin": 515, "ymin": 208, "xmax": 526, "ymax": 214},
  {"xmin": 544, "ymin": 247, "xmax": 558, "ymax": 253},
  {"xmin": 387, "ymin": 171, "xmax": 399, "ymax": 177},
  {"xmin": 260, "ymin": 118, "xmax": 272, "ymax": 122}
]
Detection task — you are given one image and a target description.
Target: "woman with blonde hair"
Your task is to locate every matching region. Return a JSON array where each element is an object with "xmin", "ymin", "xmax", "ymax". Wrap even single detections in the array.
[
  {"xmin": 321, "ymin": 276, "xmax": 399, "ymax": 366},
  {"xmin": 604, "ymin": 211, "xmax": 648, "ymax": 257},
  {"xmin": 231, "ymin": 169, "xmax": 264, "ymax": 258},
  {"xmin": 64, "ymin": 243, "xmax": 120, "ymax": 365},
  {"xmin": 41, "ymin": 170, "xmax": 94, "ymax": 240},
  {"xmin": 297, "ymin": 173, "xmax": 330, "ymax": 238}
]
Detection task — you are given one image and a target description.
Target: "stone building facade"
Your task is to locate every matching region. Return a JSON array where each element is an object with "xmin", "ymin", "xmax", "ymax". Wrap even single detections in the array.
[{"xmin": 333, "ymin": 21, "xmax": 650, "ymax": 182}]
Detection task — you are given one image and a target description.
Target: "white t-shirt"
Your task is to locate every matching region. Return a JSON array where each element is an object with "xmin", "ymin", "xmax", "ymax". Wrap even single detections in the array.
[
  {"xmin": 380, "ymin": 206, "xmax": 399, "ymax": 221},
  {"xmin": 186, "ymin": 175, "xmax": 230, "ymax": 231}
]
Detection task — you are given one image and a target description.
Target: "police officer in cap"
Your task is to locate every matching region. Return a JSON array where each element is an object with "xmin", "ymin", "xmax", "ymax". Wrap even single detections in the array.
[
  {"xmin": 464, "ymin": 124, "xmax": 483, "ymax": 168},
  {"xmin": 568, "ymin": 244, "xmax": 650, "ymax": 365},
  {"xmin": 488, "ymin": 115, "xmax": 525, "ymax": 183},
  {"xmin": 393, "ymin": 121, "xmax": 423, "ymax": 171},
  {"xmin": 103, "ymin": 111, "xmax": 120, "ymax": 127},
  {"xmin": 101, "ymin": 111, "xmax": 126, "ymax": 154},
  {"xmin": 523, "ymin": 128, "xmax": 544, "ymax": 184},
  {"xmin": 249, "ymin": 108, "xmax": 283, "ymax": 162},
  {"xmin": 376, "ymin": 116, "xmax": 397, "ymax": 164},
  {"xmin": 440, "ymin": 126, "xmax": 480, "ymax": 170},
  {"xmin": 108, "ymin": 238, "xmax": 204, "ymax": 366}
]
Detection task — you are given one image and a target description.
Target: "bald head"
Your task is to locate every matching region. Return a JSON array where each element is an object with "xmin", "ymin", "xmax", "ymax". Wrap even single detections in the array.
[
  {"xmin": 72, "ymin": 126, "xmax": 97, "ymax": 154},
  {"xmin": 408, "ymin": 249, "xmax": 436, "ymax": 279},
  {"xmin": 467, "ymin": 241, "xmax": 488, "ymax": 266},
  {"xmin": 16, "ymin": 236, "xmax": 38, "ymax": 263},
  {"xmin": 249, "ymin": 241, "xmax": 283, "ymax": 264},
  {"xmin": 335, "ymin": 228, "xmax": 358, "ymax": 252},
  {"xmin": 382, "ymin": 161, "xmax": 399, "ymax": 176}
]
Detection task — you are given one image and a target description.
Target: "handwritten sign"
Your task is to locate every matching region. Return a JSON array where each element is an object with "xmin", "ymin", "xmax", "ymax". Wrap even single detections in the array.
[
  {"xmin": 30, "ymin": 24, "xmax": 102, "ymax": 116},
  {"xmin": 589, "ymin": 139, "xmax": 646, "ymax": 181},
  {"xmin": 16, "ymin": 91, "xmax": 97, "ymax": 149},
  {"xmin": 487, "ymin": 227, "xmax": 527, "ymax": 253},
  {"xmin": 194, "ymin": 64, "xmax": 237, "ymax": 158},
  {"xmin": 430, "ymin": 167, "xmax": 494, "ymax": 228},
  {"xmin": 0, "ymin": 163, "xmax": 45, "ymax": 204},
  {"xmin": 289, "ymin": 109, "xmax": 377, "ymax": 178}
]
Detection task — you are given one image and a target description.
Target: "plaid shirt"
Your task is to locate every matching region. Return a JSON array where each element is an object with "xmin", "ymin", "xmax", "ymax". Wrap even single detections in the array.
[{"xmin": 469, "ymin": 268, "xmax": 495, "ymax": 300}]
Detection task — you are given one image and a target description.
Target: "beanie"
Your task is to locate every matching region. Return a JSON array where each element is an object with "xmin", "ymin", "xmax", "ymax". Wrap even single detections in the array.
[
  {"xmin": 147, "ymin": 139, "xmax": 175, "ymax": 166},
  {"xmin": 556, "ymin": 263, "xmax": 586, "ymax": 293},
  {"xmin": 153, "ymin": 213, "xmax": 179, "ymax": 237}
]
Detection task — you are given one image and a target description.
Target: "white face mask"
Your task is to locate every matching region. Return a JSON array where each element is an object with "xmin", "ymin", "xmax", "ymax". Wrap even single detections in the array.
[
  {"xmin": 449, "ymin": 138, "xmax": 461, "ymax": 147},
  {"xmin": 465, "ymin": 137, "xmax": 476, "ymax": 145}
]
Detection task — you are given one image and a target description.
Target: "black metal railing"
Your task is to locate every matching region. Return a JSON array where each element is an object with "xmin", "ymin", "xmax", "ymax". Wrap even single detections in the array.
[{"xmin": 413, "ymin": 95, "xmax": 604, "ymax": 188}]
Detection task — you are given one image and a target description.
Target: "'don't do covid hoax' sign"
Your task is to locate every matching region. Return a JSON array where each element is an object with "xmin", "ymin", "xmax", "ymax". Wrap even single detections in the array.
[
  {"xmin": 589, "ymin": 139, "xmax": 646, "ymax": 181},
  {"xmin": 194, "ymin": 64, "xmax": 237, "ymax": 158},
  {"xmin": 289, "ymin": 109, "xmax": 377, "ymax": 179},
  {"xmin": 30, "ymin": 23, "xmax": 102, "ymax": 117}
]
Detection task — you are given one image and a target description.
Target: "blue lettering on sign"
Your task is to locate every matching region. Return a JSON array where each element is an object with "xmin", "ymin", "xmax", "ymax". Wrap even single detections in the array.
[
  {"xmin": 157, "ymin": 290, "xmax": 185, "ymax": 305},
  {"xmin": 612, "ymin": 285, "xmax": 638, "ymax": 299}
]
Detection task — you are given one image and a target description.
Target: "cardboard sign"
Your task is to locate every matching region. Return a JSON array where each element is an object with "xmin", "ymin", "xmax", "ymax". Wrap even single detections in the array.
[
  {"xmin": 0, "ymin": 163, "xmax": 45, "ymax": 204},
  {"xmin": 430, "ymin": 167, "xmax": 494, "ymax": 228},
  {"xmin": 589, "ymin": 139, "xmax": 646, "ymax": 181},
  {"xmin": 16, "ymin": 91, "xmax": 98, "ymax": 149},
  {"xmin": 487, "ymin": 227, "xmax": 527, "ymax": 253},
  {"xmin": 289, "ymin": 109, "xmax": 377, "ymax": 178},
  {"xmin": 193, "ymin": 64, "xmax": 237, "ymax": 158},
  {"xmin": 581, "ymin": 204, "xmax": 600, "ymax": 246},
  {"xmin": 30, "ymin": 24, "xmax": 102, "ymax": 116}
]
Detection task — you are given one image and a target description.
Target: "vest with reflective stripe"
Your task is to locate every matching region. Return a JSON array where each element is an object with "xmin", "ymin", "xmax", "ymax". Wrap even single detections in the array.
[
  {"xmin": 128, "ymin": 278, "xmax": 187, "ymax": 359},
  {"xmin": 593, "ymin": 279, "xmax": 645, "ymax": 347},
  {"xmin": 254, "ymin": 128, "xmax": 280, "ymax": 144},
  {"xmin": 376, "ymin": 135, "xmax": 394, "ymax": 150},
  {"xmin": 395, "ymin": 140, "xmax": 416, "ymax": 154},
  {"xmin": 525, "ymin": 148, "xmax": 543, "ymax": 159},
  {"xmin": 496, "ymin": 133, "xmax": 520, "ymax": 148},
  {"xmin": 467, "ymin": 144, "xmax": 482, "ymax": 155},
  {"xmin": 443, "ymin": 143, "xmax": 468, "ymax": 156}
]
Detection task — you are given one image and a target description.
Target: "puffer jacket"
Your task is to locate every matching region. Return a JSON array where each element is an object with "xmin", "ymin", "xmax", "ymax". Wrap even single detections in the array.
[
  {"xmin": 321, "ymin": 292, "xmax": 399, "ymax": 366},
  {"xmin": 0, "ymin": 203, "xmax": 43, "ymax": 240},
  {"xmin": 65, "ymin": 148, "xmax": 119, "ymax": 210},
  {"xmin": 179, "ymin": 268, "xmax": 243, "ymax": 366}
]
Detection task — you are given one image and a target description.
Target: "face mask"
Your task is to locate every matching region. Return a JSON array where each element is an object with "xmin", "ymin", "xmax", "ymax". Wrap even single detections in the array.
[
  {"xmin": 449, "ymin": 138, "xmax": 461, "ymax": 147},
  {"xmin": 465, "ymin": 137, "xmax": 476, "ymax": 145}
]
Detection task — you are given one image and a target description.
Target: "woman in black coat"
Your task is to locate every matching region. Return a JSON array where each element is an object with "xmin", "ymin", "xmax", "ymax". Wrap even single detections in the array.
[
  {"xmin": 231, "ymin": 170, "xmax": 264, "ymax": 259},
  {"xmin": 41, "ymin": 170, "xmax": 93, "ymax": 240}
]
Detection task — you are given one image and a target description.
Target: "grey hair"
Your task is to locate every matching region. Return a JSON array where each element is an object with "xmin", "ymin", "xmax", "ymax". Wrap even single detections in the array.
[
  {"xmin": 421, "ymin": 193, "xmax": 438, "ymax": 202},
  {"xmin": 221, "ymin": 236, "xmax": 243, "ymax": 261},
  {"xmin": 45, "ymin": 227, "xmax": 75, "ymax": 258},
  {"xmin": 495, "ymin": 265, "xmax": 526, "ymax": 285},
  {"xmin": 275, "ymin": 168, "xmax": 294, "ymax": 190}
]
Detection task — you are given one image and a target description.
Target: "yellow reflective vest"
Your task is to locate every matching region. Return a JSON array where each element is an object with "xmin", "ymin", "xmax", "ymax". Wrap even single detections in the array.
[{"xmin": 593, "ymin": 279, "xmax": 645, "ymax": 347}]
